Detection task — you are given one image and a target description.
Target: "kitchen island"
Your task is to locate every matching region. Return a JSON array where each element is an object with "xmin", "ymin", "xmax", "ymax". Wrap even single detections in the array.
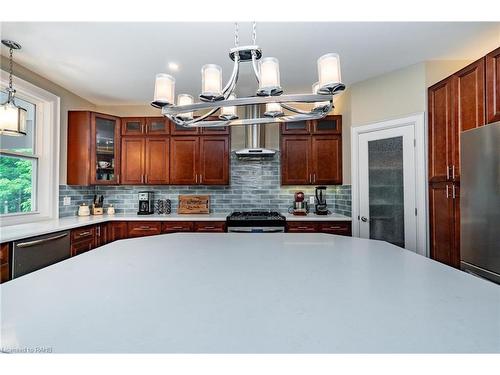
[{"xmin": 1, "ymin": 233, "xmax": 499, "ymax": 353}]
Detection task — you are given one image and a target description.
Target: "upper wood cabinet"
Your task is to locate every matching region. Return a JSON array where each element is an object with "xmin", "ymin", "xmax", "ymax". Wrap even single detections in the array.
[
  {"xmin": 121, "ymin": 136, "xmax": 169, "ymax": 185},
  {"xmin": 170, "ymin": 136, "xmax": 229, "ymax": 185},
  {"xmin": 486, "ymin": 46, "xmax": 500, "ymax": 124},
  {"xmin": 428, "ymin": 77, "xmax": 455, "ymax": 183},
  {"xmin": 281, "ymin": 134, "xmax": 342, "ymax": 185},
  {"xmin": 122, "ymin": 117, "xmax": 170, "ymax": 136},
  {"xmin": 280, "ymin": 115, "xmax": 341, "ymax": 135},
  {"xmin": 311, "ymin": 135, "xmax": 342, "ymax": 185},
  {"xmin": 280, "ymin": 115, "xmax": 342, "ymax": 185},
  {"xmin": 68, "ymin": 111, "xmax": 121, "ymax": 185},
  {"xmin": 170, "ymin": 116, "xmax": 229, "ymax": 136}
]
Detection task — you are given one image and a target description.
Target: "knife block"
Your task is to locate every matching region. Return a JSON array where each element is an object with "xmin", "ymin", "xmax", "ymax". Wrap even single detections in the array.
[{"xmin": 91, "ymin": 205, "xmax": 103, "ymax": 215}]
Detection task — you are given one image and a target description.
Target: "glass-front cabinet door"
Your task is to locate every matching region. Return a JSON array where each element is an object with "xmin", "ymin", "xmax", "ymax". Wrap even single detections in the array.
[
  {"xmin": 146, "ymin": 117, "xmax": 170, "ymax": 135},
  {"xmin": 311, "ymin": 115, "xmax": 341, "ymax": 134},
  {"xmin": 92, "ymin": 113, "xmax": 120, "ymax": 184}
]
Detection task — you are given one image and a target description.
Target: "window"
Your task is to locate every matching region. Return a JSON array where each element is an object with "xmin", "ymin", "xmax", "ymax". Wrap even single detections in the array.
[
  {"xmin": 0, "ymin": 93, "xmax": 37, "ymax": 215},
  {"xmin": 0, "ymin": 71, "xmax": 60, "ymax": 226}
]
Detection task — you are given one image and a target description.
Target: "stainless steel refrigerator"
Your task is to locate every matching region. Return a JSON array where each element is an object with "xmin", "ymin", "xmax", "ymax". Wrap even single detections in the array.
[{"xmin": 460, "ymin": 121, "xmax": 500, "ymax": 284}]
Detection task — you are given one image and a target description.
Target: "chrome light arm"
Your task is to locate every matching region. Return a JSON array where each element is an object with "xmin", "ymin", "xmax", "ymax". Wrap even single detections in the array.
[{"xmin": 280, "ymin": 101, "xmax": 333, "ymax": 115}]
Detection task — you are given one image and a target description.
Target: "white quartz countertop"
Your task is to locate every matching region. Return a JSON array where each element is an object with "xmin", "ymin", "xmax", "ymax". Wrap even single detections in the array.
[
  {"xmin": 283, "ymin": 212, "xmax": 351, "ymax": 221},
  {"xmin": 1, "ymin": 233, "xmax": 499, "ymax": 353},
  {"xmin": 0, "ymin": 212, "xmax": 351, "ymax": 243}
]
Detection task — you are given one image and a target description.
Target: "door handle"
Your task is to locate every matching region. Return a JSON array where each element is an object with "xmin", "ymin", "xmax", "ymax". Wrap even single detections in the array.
[
  {"xmin": 451, "ymin": 165, "xmax": 455, "ymax": 180},
  {"xmin": 361, "ymin": 216, "xmax": 368, "ymax": 222},
  {"xmin": 17, "ymin": 233, "xmax": 68, "ymax": 248},
  {"xmin": 446, "ymin": 184, "xmax": 449, "ymax": 199},
  {"xmin": 452, "ymin": 184, "xmax": 456, "ymax": 199},
  {"xmin": 313, "ymin": 173, "xmax": 316, "ymax": 183},
  {"xmin": 309, "ymin": 174, "xmax": 312, "ymax": 184},
  {"xmin": 199, "ymin": 174, "xmax": 202, "ymax": 184},
  {"xmin": 446, "ymin": 165, "xmax": 450, "ymax": 180}
]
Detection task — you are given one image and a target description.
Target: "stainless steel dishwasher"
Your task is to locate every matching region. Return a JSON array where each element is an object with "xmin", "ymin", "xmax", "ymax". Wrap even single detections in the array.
[{"xmin": 12, "ymin": 231, "xmax": 71, "ymax": 279}]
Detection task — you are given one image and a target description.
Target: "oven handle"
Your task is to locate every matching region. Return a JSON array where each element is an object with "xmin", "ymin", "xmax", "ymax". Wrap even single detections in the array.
[{"xmin": 228, "ymin": 228, "xmax": 284, "ymax": 233}]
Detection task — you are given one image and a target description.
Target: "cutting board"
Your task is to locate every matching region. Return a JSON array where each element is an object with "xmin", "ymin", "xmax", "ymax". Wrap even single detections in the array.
[{"xmin": 178, "ymin": 195, "xmax": 210, "ymax": 214}]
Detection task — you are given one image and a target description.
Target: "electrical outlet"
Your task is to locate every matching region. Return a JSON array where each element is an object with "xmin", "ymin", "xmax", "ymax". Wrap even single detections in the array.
[
  {"xmin": 309, "ymin": 196, "xmax": 315, "ymax": 205},
  {"xmin": 63, "ymin": 196, "xmax": 71, "ymax": 206}
]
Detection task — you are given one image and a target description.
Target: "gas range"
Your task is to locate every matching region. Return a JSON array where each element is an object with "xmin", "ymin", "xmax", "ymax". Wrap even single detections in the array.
[{"xmin": 226, "ymin": 211, "xmax": 286, "ymax": 233}]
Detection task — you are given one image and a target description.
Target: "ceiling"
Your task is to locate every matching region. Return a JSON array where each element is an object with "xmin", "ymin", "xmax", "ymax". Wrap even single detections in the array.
[{"xmin": 1, "ymin": 22, "xmax": 499, "ymax": 105}]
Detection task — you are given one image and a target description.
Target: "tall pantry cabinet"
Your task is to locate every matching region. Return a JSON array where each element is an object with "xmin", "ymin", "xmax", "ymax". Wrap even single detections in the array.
[{"xmin": 428, "ymin": 46, "xmax": 499, "ymax": 268}]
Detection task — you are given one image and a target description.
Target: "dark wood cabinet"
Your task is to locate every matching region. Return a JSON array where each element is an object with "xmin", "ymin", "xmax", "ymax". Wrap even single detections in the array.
[
  {"xmin": 70, "ymin": 225, "xmax": 97, "ymax": 257},
  {"xmin": 108, "ymin": 222, "xmax": 128, "ymax": 242},
  {"xmin": 1, "ymin": 243, "xmax": 10, "ymax": 283},
  {"xmin": 95, "ymin": 224, "xmax": 108, "ymax": 247},
  {"xmin": 171, "ymin": 136, "xmax": 230, "ymax": 185},
  {"xmin": 429, "ymin": 182, "xmax": 460, "ymax": 268},
  {"xmin": 428, "ymin": 77, "xmax": 455, "ymax": 183},
  {"xmin": 121, "ymin": 137, "xmax": 145, "ymax": 184},
  {"xmin": 199, "ymin": 137, "xmax": 229, "ymax": 185},
  {"xmin": 486, "ymin": 47, "xmax": 500, "ymax": 124},
  {"xmin": 127, "ymin": 222, "xmax": 161, "ymax": 238},
  {"xmin": 286, "ymin": 221, "xmax": 352, "ymax": 236},
  {"xmin": 280, "ymin": 115, "xmax": 341, "ymax": 135},
  {"xmin": 281, "ymin": 136, "xmax": 311, "ymax": 185},
  {"xmin": 311, "ymin": 135, "xmax": 342, "ymax": 185},
  {"xmin": 122, "ymin": 117, "xmax": 170, "ymax": 136},
  {"xmin": 170, "ymin": 136, "xmax": 199, "ymax": 185},
  {"xmin": 121, "ymin": 137, "xmax": 169, "ymax": 185},
  {"xmin": 67, "ymin": 111, "xmax": 121, "ymax": 186},
  {"xmin": 122, "ymin": 117, "xmax": 145, "ymax": 136},
  {"xmin": 281, "ymin": 133, "xmax": 342, "ymax": 185},
  {"xmin": 71, "ymin": 238, "xmax": 95, "ymax": 257},
  {"xmin": 193, "ymin": 221, "xmax": 226, "ymax": 232}
]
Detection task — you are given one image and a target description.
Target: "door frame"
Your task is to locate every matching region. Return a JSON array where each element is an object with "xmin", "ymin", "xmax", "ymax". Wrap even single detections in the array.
[{"xmin": 351, "ymin": 113, "xmax": 427, "ymax": 256}]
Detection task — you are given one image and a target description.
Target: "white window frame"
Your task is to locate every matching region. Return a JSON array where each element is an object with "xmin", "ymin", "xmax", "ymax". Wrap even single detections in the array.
[{"xmin": 0, "ymin": 70, "xmax": 60, "ymax": 226}]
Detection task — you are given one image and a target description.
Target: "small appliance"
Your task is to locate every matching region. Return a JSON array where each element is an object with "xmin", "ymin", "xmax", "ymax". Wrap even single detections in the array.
[
  {"xmin": 137, "ymin": 191, "xmax": 154, "ymax": 215},
  {"xmin": 289, "ymin": 191, "xmax": 309, "ymax": 216},
  {"xmin": 315, "ymin": 186, "xmax": 329, "ymax": 215},
  {"xmin": 226, "ymin": 211, "xmax": 286, "ymax": 233}
]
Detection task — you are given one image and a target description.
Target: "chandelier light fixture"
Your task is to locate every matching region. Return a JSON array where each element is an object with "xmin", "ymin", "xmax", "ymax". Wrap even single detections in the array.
[
  {"xmin": 151, "ymin": 22, "xmax": 345, "ymax": 128},
  {"xmin": 0, "ymin": 40, "xmax": 27, "ymax": 136}
]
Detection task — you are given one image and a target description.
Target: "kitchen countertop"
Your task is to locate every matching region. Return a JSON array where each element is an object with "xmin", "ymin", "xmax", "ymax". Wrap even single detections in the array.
[
  {"xmin": 1, "ymin": 233, "xmax": 499, "ymax": 353},
  {"xmin": 0, "ymin": 212, "xmax": 351, "ymax": 243}
]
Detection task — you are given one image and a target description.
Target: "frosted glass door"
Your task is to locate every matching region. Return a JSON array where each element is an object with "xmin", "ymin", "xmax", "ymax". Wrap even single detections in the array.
[{"xmin": 358, "ymin": 125, "xmax": 416, "ymax": 251}]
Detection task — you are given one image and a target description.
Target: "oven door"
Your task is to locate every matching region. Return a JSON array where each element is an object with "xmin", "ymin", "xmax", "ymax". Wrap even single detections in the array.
[{"xmin": 227, "ymin": 227, "xmax": 285, "ymax": 233}]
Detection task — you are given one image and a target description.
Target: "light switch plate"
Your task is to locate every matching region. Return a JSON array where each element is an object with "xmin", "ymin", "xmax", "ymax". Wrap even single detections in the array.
[
  {"xmin": 63, "ymin": 197, "xmax": 71, "ymax": 206},
  {"xmin": 309, "ymin": 196, "xmax": 315, "ymax": 205}
]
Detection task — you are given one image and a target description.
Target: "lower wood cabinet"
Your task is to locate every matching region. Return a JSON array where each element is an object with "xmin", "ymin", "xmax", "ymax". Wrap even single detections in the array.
[
  {"xmin": 70, "ymin": 225, "xmax": 97, "ymax": 257},
  {"xmin": 286, "ymin": 221, "xmax": 352, "ymax": 236},
  {"xmin": 71, "ymin": 238, "xmax": 95, "ymax": 257},
  {"xmin": 127, "ymin": 222, "xmax": 161, "ymax": 238},
  {"xmin": 108, "ymin": 221, "xmax": 128, "ymax": 242},
  {"xmin": 429, "ymin": 182, "xmax": 460, "ymax": 268},
  {"xmin": 1, "ymin": 243, "xmax": 10, "ymax": 283},
  {"xmin": 194, "ymin": 221, "xmax": 226, "ymax": 232}
]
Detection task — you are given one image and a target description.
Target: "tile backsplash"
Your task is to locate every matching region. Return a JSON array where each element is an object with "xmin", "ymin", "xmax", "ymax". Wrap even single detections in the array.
[{"xmin": 59, "ymin": 152, "xmax": 351, "ymax": 217}]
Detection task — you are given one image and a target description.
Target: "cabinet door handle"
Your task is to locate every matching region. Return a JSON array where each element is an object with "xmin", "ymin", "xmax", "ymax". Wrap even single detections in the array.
[
  {"xmin": 313, "ymin": 173, "xmax": 316, "ymax": 183},
  {"xmin": 78, "ymin": 231, "xmax": 91, "ymax": 237},
  {"xmin": 446, "ymin": 165, "xmax": 450, "ymax": 180},
  {"xmin": 97, "ymin": 227, "xmax": 100, "ymax": 237},
  {"xmin": 117, "ymin": 174, "xmax": 120, "ymax": 184},
  {"xmin": 171, "ymin": 226, "xmax": 184, "ymax": 230},
  {"xmin": 451, "ymin": 165, "xmax": 455, "ymax": 180},
  {"xmin": 297, "ymin": 226, "xmax": 312, "ymax": 230},
  {"xmin": 202, "ymin": 226, "xmax": 215, "ymax": 229},
  {"xmin": 145, "ymin": 175, "xmax": 148, "ymax": 184},
  {"xmin": 138, "ymin": 226, "xmax": 154, "ymax": 230},
  {"xmin": 199, "ymin": 174, "xmax": 202, "ymax": 184},
  {"xmin": 452, "ymin": 184, "xmax": 456, "ymax": 199},
  {"xmin": 309, "ymin": 174, "xmax": 312, "ymax": 184},
  {"xmin": 327, "ymin": 226, "xmax": 342, "ymax": 229},
  {"xmin": 195, "ymin": 174, "xmax": 198, "ymax": 183},
  {"xmin": 446, "ymin": 184, "xmax": 449, "ymax": 199}
]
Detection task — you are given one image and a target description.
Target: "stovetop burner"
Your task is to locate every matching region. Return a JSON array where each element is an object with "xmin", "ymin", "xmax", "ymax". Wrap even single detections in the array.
[{"xmin": 228, "ymin": 211, "xmax": 285, "ymax": 221}]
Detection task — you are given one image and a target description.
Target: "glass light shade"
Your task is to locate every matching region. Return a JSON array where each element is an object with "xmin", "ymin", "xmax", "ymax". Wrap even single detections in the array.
[
  {"xmin": 0, "ymin": 101, "xmax": 27, "ymax": 136},
  {"xmin": 201, "ymin": 64, "xmax": 222, "ymax": 96},
  {"xmin": 312, "ymin": 82, "xmax": 330, "ymax": 109},
  {"xmin": 317, "ymin": 53, "xmax": 341, "ymax": 88},
  {"xmin": 220, "ymin": 94, "xmax": 237, "ymax": 117},
  {"xmin": 177, "ymin": 94, "xmax": 194, "ymax": 120},
  {"xmin": 154, "ymin": 73, "xmax": 175, "ymax": 105},
  {"xmin": 259, "ymin": 57, "xmax": 280, "ymax": 89}
]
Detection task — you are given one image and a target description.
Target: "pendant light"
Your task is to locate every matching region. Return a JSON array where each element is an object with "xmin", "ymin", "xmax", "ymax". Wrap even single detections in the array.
[{"xmin": 0, "ymin": 40, "xmax": 27, "ymax": 136}]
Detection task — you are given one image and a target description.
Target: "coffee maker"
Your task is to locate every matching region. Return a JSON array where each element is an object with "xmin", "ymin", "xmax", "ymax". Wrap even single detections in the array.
[
  {"xmin": 137, "ymin": 191, "xmax": 154, "ymax": 215},
  {"xmin": 291, "ymin": 191, "xmax": 309, "ymax": 216},
  {"xmin": 315, "ymin": 186, "xmax": 329, "ymax": 215}
]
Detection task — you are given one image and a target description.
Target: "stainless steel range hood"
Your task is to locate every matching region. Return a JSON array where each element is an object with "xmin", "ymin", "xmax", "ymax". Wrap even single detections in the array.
[{"xmin": 235, "ymin": 105, "xmax": 276, "ymax": 158}]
